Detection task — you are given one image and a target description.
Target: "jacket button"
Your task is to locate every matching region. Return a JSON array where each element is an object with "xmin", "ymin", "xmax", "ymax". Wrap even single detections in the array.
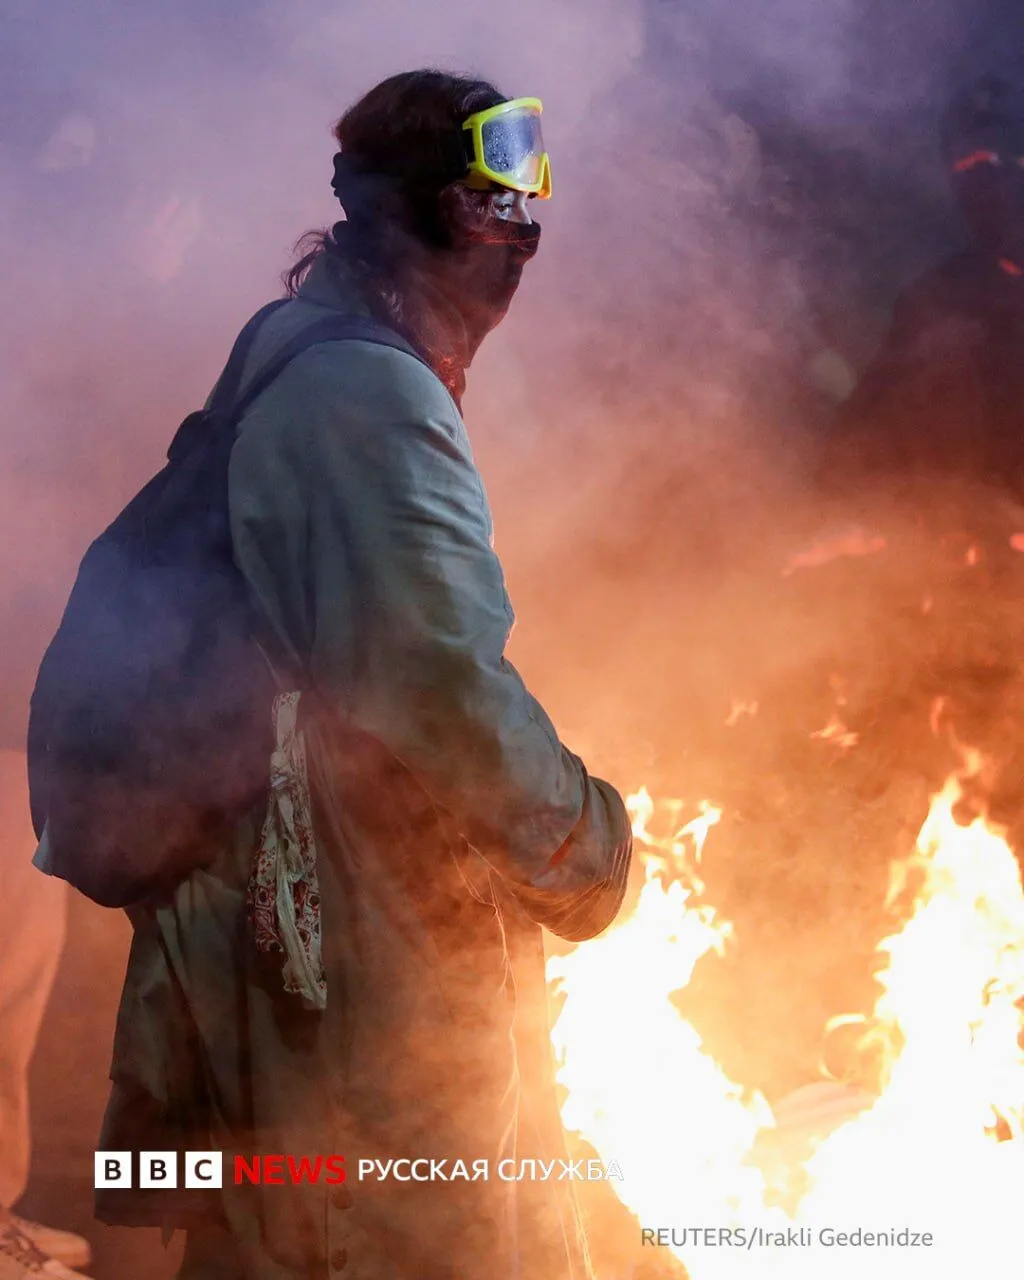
[
  {"xmin": 330, "ymin": 1248, "xmax": 348, "ymax": 1271},
  {"xmin": 331, "ymin": 1185, "xmax": 353, "ymax": 1210}
]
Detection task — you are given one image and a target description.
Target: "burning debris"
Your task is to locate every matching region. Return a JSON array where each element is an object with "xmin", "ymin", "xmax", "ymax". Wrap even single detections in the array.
[
  {"xmin": 725, "ymin": 700, "xmax": 759, "ymax": 727},
  {"xmin": 809, "ymin": 675, "xmax": 858, "ymax": 750},
  {"xmin": 781, "ymin": 527, "xmax": 887, "ymax": 578},
  {"xmin": 809, "ymin": 713, "xmax": 859, "ymax": 751},
  {"xmin": 547, "ymin": 744, "xmax": 1024, "ymax": 1278}
]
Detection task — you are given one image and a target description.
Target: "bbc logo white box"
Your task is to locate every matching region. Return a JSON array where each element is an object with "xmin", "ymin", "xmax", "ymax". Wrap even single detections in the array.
[
  {"xmin": 185, "ymin": 1152, "xmax": 223, "ymax": 1189},
  {"xmin": 94, "ymin": 1151, "xmax": 132, "ymax": 1188},
  {"xmin": 140, "ymin": 1151, "xmax": 178, "ymax": 1189}
]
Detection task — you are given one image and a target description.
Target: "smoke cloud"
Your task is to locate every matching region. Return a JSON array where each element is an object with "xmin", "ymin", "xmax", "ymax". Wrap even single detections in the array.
[{"xmin": 4, "ymin": 0, "xmax": 1022, "ymax": 1126}]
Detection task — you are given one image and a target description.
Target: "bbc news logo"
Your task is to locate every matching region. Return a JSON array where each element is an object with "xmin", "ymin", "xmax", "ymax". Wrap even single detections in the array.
[
  {"xmin": 94, "ymin": 1152, "xmax": 346, "ymax": 1189},
  {"xmin": 96, "ymin": 1152, "xmax": 623, "ymax": 1189}
]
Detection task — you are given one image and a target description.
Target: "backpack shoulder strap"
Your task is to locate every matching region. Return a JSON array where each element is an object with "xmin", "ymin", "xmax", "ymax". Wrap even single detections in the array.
[
  {"xmin": 229, "ymin": 313, "xmax": 429, "ymax": 424},
  {"xmin": 207, "ymin": 299, "xmax": 290, "ymax": 419}
]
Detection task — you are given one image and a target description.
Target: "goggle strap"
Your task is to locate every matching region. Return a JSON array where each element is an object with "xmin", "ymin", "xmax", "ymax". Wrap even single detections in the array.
[{"xmin": 438, "ymin": 131, "xmax": 471, "ymax": 184}]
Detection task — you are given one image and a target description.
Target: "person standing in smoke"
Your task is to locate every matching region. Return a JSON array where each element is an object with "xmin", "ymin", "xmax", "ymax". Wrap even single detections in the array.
[
  {"xmin": 818, "ymin": 64, "xmax": 1024, "ymax": 509},
  {"xmin": 694, "ymin": 65, "xmax": 1024, "ymax": 1113},
  {"xmin": 807, "ymin": 64, "xmax": 1024, "ymax": 827},
  {"xmin": 0, "ymin": 753, "xmax": 93, "ymax": 1280},
  {"xmin": 725, "ymin": 66, "xmax": 1024, "ymax": 1115},
  {"xmin": 0, "ymin": 71, "xmax": 101, "ymax": 1280},
  {"xmin": 93, "ymin": 71, "xmax": 632, "ymax": 1279}
]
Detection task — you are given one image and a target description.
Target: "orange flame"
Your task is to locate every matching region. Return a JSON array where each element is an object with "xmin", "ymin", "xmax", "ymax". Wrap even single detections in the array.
[{"xmin": 547, "ymin": 753, "xmax": 1024, "ymax": 1277}]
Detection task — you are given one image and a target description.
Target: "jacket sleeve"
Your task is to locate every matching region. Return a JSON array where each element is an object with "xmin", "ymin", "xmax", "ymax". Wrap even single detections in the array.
[{"xmin": 228, "ymin": 341, "xmax": 632, "ymax": 942}]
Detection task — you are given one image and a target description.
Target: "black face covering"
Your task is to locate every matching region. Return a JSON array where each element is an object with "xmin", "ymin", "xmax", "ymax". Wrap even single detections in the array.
[
  {"xmin": 447, "ymin": 217, "xmax": 542, "ymax": 343},
  {"xmin": 398, "ymin": 215, "xmax": 541, "ymax": 406},
  {"xmin": 329, "ymin": 155, "xmax": 542, "ymax": 404}
]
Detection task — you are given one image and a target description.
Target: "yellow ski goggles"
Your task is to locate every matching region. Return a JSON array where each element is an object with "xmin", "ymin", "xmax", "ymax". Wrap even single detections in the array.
[{"xmin": 462, "ymin": 97, "xmax": 552, "ymax": 199}]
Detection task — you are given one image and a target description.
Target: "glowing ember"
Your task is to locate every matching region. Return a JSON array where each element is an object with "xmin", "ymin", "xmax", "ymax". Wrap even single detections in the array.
[
  {"xmin": 547, "ymin": 754, "xmax": 1024, "ymax": 1277},
  {"xmin": 811, "ymin": 676, "xmax": 858, "ymax": 750},
  {"xmin": 929, "ymin": 696, "xmax": 948, "ymax": 736},
  {"xmin": 781, "ymin": 527, "xmax": 886, "ymax": 577},
  {"xmin": 809, "ymin": 713, "xmax": 859, "ymax": 750},
  {"xmin": 726, "ymin": 699, "xmax": 759, "ymax": 727}
]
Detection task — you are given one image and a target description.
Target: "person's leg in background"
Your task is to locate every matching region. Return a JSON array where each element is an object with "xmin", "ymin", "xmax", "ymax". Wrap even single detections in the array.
[{"xmin": 0, "ymin": 748, "xmax": 91, "ymax": 1277}]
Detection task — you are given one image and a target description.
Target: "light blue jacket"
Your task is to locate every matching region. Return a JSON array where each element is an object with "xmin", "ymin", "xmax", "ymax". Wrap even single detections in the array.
[{"xmin": 96, "ymin": 251, "xmax": 632, "ymax": 1280}]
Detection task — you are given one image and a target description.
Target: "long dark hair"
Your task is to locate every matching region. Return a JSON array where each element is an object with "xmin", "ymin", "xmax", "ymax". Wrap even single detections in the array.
[{"xmin": 284, "ymin": 69, "xmax": 504, "ymax": 295}]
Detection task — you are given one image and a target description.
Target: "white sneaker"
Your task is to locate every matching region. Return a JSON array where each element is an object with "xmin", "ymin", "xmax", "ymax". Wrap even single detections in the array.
[{"xmin": 0, "ymin": 1212, "xmax": 89, "ymax": 1280}]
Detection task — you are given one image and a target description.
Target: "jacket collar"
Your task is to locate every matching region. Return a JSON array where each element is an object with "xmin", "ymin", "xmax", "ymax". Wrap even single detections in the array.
[
  {"xmin": 294, "ymin": 231, "xmax": 479, "ymax": 410},
  {"xmin": 296, "ymin": 250, "xmax": 374, "ymax": 317}
]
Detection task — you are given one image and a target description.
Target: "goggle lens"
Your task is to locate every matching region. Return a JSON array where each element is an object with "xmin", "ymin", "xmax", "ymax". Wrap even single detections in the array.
[
  {"xmin": 480, "ymin": 109, "xmax": 545, "ymax": 187},
  {"xmin": 463, "ymin": 99, "xmax": 551, "ymax": 196}
]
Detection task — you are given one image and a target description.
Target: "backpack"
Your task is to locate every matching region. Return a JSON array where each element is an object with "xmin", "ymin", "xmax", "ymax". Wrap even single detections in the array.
[{"xmin": 27, "ymin": 299, "xmax": 426, "ymax": 908}]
